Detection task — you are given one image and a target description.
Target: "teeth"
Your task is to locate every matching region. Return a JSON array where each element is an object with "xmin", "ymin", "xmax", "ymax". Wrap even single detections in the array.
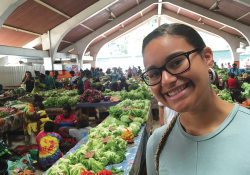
[{"xmin": 167, "ymin": 84, "xmax": 186, "ymax": 97}]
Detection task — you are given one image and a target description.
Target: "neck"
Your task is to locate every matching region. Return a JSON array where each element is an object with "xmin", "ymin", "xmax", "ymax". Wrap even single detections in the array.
[{"xmin": 180, "ymin": 87, "xmax": 234, "ymax": 136}]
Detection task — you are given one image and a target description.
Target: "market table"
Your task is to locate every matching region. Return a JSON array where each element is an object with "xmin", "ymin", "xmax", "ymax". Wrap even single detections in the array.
[
  {"xmin": 45, "ymin": 107, "xmax": 76, "ymax": 116},
  {"xmin": 43, "ymin": 125, "xmax": 148, "ymax": 175},
  {"xmin": 76, "ymin": 100, "xmax": 120, "ymax": 124}
]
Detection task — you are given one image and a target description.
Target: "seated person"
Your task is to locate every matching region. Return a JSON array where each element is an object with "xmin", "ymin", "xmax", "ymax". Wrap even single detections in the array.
[
  {"xmin": 0, "ymin": 84, "xmax": 5, "ymax": 95},
  {"xmin": 27, "ymin": 104, "xmax": 52, "ymax": 140},
  {"xmin": 54, "ymin": 105, "xmax": 77, "ymax": 138},
  {"xmin": 36, "ymin": 121, "xmax": 63, "ymax": 170},
  {"xmin": 228, "ymin": 73, "xmax": 239, "ymax": 90},
  {"xmin": 62, "ymin": 114, "xmax": 92, "ymax": 142},
  {"xmin": 231, "ymin": 90, "xmax": 245, "ymax": 103},
  {"xmin": 110, "ymin": 82, "xmax": 119, "ymax": 91},
  {"xmin": 119, "ymin": 78, "xmax": 129, "ymax": 92}
]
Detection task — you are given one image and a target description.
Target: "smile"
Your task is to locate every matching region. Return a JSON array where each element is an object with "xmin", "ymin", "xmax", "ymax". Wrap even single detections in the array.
[{"xmin": 166, "ymin": 83, "xmax": 189, "ymax": 97}]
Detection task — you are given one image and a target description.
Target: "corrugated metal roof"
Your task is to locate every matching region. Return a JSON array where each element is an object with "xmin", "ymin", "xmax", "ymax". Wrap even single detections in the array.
[
  {"xmin": 41, "ymin": 0, "xmax": 99, "ymax": 17},
  {"xmin": 63, "ymin": 25, "xmax": 92, "ymax": 43},
  {"xmin": 57, "ymin": 42, "xmax": 71, "ymax": 52},
  {"xmin": 4, "ymin": 0, "xmax": 67, "ymax": 34},
  {"xmin": 0, "ymin": 28, "xmax": 38, "ymax": 47}
]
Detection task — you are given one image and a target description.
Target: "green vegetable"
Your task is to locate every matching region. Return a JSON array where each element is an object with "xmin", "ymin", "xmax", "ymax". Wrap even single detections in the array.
[
  {"xmin": 222, "ymin": 75, "xmax": 230, "ymax": 81},
  {"xmin": 108, "ymin": 106, "xmax": 123, "ymax": 118},
  {"xmin": 128, "ymin": 83, "xmax": 139, "ymax": 91},
  {"xmin": 120, "ymin": 115, "xmax": 132, "ymax": 123},
  {"xmin": 110, "ymin": 166, "xmax": 124, "ymax": 174},
  {"xmin": 133, "ymin": 117, "xmax": 144, "ymax": 124}
]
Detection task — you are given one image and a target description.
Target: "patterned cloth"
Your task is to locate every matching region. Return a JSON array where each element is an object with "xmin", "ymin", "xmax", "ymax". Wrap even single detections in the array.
[
  {"xmin": 23, "ymin": 104, "xmax": 35, "ymax": 145},
  {"xmin": 83, "ymin": 79, "xmax": 91, "ymax": 92},
  {"xmin": 27, "ymin": 110, "xmax": 52, "ymax": 135},
  {"xmin": 44, "ymin": 76, "xmax": 54, "ymax": 91},
  {"xmin": 36, "ymin": 131, "xmax": 63, "ymax": 166},
  {"xmin": 53, "ymin": 114, "xmax": 77, "ymax": 129}
]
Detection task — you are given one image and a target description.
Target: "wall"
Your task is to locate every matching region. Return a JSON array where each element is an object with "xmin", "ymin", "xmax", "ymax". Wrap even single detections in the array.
[{"xmin": 0, "ymin": 65, "xmax": 45, "ymax": 86}]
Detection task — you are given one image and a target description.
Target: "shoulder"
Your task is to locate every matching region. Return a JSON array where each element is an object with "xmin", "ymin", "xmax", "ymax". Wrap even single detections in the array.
[
  {"xmin": 237, "ymin": 106, "xmax": 250, "ymax": 117},
  {"xmin": 55, "ymin": 114, "xmax": 63, "ymax": 119},
  {"xmin": 70, "ymin": 114, "xmax": 77, "ymax": 119},
  {"xmin": 148, "ymin": 124, "xmax": 169, "ymax": 150}
]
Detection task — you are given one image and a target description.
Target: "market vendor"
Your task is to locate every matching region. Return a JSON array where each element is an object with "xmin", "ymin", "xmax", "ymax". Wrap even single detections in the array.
[
  {"xmin": 142, "ymin": 23, "xmax": 250, "ymax": 175},
  {"xmin": 22, "ymin": 71, "xmax": 35, "ymax": 93},
  {"xmin": 23, "ymin": 95, "xmax": 44, "ymax": 145},
  {"xmin": 111, "ymin": 67, "xmax": 119, "ymax": 84},
  {"xmin": 32, "ymin": 74, "xmax": 50, "ymax": 93},
  {"xmin": 34, "ymin": 71, "xmax": 40, "ymax": 79},
  {"xmin": 227, "ymin": 63, "xmax": 241, "ymax": 76},
  {"xmin": 119, "ymin": 78, "xmax": 129, "ymax": 91},
  {"xmin": 54, "ymin": 105, "xmax": 77, "ymax": 138},
  {"xmin": 228, "ymin": 73, "xmax": 239, "ymax": 91},
  {"xmin": 44, "ymin": 71, "xmax": 54, "ymax": 90}
]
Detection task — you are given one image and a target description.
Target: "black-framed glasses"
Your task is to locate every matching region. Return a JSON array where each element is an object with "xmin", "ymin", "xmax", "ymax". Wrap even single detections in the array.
[{"xmin": 140, "ymin": 47, "xmax": 204, "ymax": 86}]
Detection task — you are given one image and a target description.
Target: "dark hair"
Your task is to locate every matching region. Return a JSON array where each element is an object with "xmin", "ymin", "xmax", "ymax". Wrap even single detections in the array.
[
  {"xmin": 0, "ymin": 84, "xmax": 2, "ymax": 91},
  {"xmin": 142, "ymin": 23, "xmax": 206, "ymax": 53},
  {"xmin": 53, "ymin": 75, "xmax": 58, "ymax": 79},
  {"xmin": 54, "ymin": 71, "xmax": 59, "ymax": 75},
  {"xmin": 100, "ymin": 69, "xmax": 103, "ymax": 71},
  {"xmin": 45, "ymin": 70, "xmax": 50, "ymax": 76},
  {"xmin": 77, "ymin": 114, "xmax": 88, "ymax": 128},
  {"xmin": 121, "ymin": 78, "xmax": 126, "ymax": 84},
  {"xmin": 85, "ymin": 70, "xmax": 91, "ymax": 77},
  {"xmin": 70, "ymin": 71, "xmax": 75, "ymax": 76},
  {"xmin": 81, "ymin": 71, "xmax": 86, "ymax": 76},
  {"xmin": 63, "ymin": 105, "xmax": 71, "ymax": 113},
  {"xmin": 238, "ymin": 97, "xmax": 246, "ymax": 103},
  {"xmin": 34, "ymin": 95, "xmax": 44, "ymax": 103},
  {"xmin": 230, "ymin": 73, "xmax": 235, "ymax": 78},
  {"xmin": 38, "ymin": 104, "xmax": 45, "ymax": 110},
  {"xmin": 44, "ymin": 121, "xmax": 54, "ymax": 132},
  {"xmin": 40, "ymin": 73, "xmax": 45, "ymax": 79}
]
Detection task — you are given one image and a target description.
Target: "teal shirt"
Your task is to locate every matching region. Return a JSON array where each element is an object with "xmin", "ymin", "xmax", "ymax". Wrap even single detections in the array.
[
  {"xmin": 147, "ymin": 104, "xmax": 250, "ymax": 175},
  {"xmin": 111, "ymin": 72, "xmax": 119, "ymax": 83}
]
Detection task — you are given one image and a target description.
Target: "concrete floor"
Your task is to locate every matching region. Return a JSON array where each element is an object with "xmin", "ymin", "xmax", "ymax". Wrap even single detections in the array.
[{"xmin": 4, "ymin": 118, "xmax": 161, "ymax": 175}]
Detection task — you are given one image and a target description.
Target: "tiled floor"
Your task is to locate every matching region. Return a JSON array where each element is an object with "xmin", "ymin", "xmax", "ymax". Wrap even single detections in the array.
[{"xmin": 3, "ymin": 118, "xmax": 161, "ymax": 175}]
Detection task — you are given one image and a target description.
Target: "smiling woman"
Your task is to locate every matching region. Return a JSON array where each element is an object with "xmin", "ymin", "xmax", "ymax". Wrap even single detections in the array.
[{"xmin": 143, "ymin": 23, "xmax": 250, "ymax": 175}]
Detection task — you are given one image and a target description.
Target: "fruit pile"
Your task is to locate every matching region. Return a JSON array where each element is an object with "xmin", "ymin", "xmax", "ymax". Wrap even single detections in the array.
[
  {"xmin": 78, "ymin": 89, "xmax": 109, "ymax": 103},
  {"xmin": 121, "ymin": 129, "xmax": 134, "ymax": 143}
]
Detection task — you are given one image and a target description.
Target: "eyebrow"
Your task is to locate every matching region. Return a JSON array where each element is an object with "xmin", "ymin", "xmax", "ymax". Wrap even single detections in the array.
[{"xmin": 146, "ymin": 51, "xmax": 186, "ymax": 71}]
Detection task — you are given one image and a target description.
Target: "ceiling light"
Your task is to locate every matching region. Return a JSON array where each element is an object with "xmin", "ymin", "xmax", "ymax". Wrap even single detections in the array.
[
  {"xmin": 213, "ymin": 0, "xmax": 220, "ymax": 11},
  {"xmin": 198, "ymin": 17, "xmax": 204, "ymax": 24},
  {"xmin": 108, "ymin": 14, "xmax": 114, "ymax": 21}
]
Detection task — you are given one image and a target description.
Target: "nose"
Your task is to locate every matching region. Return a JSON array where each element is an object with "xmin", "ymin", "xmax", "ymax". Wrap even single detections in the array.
[{"xmin": 161, "ymin": 70, "xmax": 177, "ymax": 86}]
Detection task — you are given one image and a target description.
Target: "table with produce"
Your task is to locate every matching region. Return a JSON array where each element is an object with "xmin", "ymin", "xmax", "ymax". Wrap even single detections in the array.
[
  {"xmin": 44, "ymin": 99, "xmax": 151, "ymax": 175},
  {"xmin": 0, "ymin": 100, "xmax": 28, "ymax": 134}
]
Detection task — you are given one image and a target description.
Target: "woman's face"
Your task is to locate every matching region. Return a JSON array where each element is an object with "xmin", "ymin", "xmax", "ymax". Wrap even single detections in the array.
[
  {"xmin": 63, "ymin": 110, "xmax": 70, "ymax": 118},
  {"xmin": 26, "ymin": 73, "xmax": 30, "ymax": 78},
  {"xmin": 143, "ymin": 35, "xmax": 213, "ymax": 113}
]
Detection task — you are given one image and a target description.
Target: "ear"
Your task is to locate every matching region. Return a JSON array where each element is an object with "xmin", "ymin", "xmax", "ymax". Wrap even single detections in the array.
[{"xmin": 203, "ymin": 47, "xmax": 213, "ymax": 69}]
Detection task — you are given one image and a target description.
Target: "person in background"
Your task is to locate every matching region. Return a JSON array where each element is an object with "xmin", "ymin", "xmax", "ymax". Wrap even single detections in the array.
[
  {"xmin": 70, "ymin": 70, "xmax": 77, "ymax": 85},
  {"xmin": 111, "ymin": 67, "xmax": 119, "ymax": 84},
  {"xmin": 231, "ymin": 90, "xmax": 245, "ymax": 103},
  {"xmin": 158, "ymin": 100, "xmax": 178, "ymax": 126},
  {"xmin": 100, "ymin": 69, "xmax": 104, "ymax": 76},
  {"xmin": 119, "ymin": 78, "xmax": 129, "ymax": 91},
  {"xmin": 132, "ymin": 65, "xmax": 137, "ymax": 77},
  {"xmin": 54, "ymin": 71, "xmax": 59, "ymax": 77},
  {"xmin": 44, "ymin": 71, "xmax": 54, "ymax": 90},
  {"xmin": 228, "ymin": 73, "xmax": 239, "ymax": 91},
  {"xmin": 106, "ymin": 68, "xmax": 111, "ymax": 74},
  {"xmin": 75, "ymin": 71, "xmax": 86, "ymax": 94},
  {"xmin": 95, "ymin": 68, "xmax": 101, "ymax": 82},
  {"xmin": 32, "ymin": 74, "xmax": 50, "ymax": 93},
  {"xmin": 138, "ymin": 66, "xmax": 142, "ymax": 75},
  {"xmin": 27, "ymin": 104, "xmax": 52, "ymax": 136},
  {"xmin": 54, "ymin": 105, "xmax": 77, "ymax": 138},
  {"xmin": 221, "ymin": 63, "xmax": 224, "ymax": 69},
  {"xmin": 62, "ymin": 114, "xmax": 92, "ymax": 142},
  {"xmin": 53, "ymin": 75, "xmax": 59, "ymax": 85},
  {"xmin": 0, "ymin": 84, "xmax": 5, "ymax": 95},
  {"xmin": 228, "ymin": 62, "xmax": 232, "ymax": 69},
  {"xmin": 227, "ymin": 63, "xmax": 241, "ymax": 76},
  {"xmin": 213, "ymin": 62, "xmax": 219, "ymax": 70},
  {"xmin": 22, "ymin": 71, "xmax": 35, "ymax": 93},
  {"xmin": 36, "ymin": 121, "xmax": 63, "ymax": 170},
  {"xmin": 110, "ymin": 82, "xmax": 119, "ymax": 91},
  {"xmin": 92, "ymin": 68, "xmax": 97, "ymax": 80},
  {"xmin": 34, "ymin": 71, "xmax": 41, "ymax": 79},
  {"xmin": 127, "ymin": 68, "xmax": 132, "ymax": 78},
  {"xmin": 82, "ymin": 70, "xmax": 92, "ymax": 92}
]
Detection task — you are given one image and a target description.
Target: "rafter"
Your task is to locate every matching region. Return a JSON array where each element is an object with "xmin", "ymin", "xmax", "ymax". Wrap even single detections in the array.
[
  {"xmin": 106, "ymin": 8, "xmax": 116, "ymax": 18},
  {"xmin": 101, "ymin": 34, "xmax": 107, "ymax": 38},
  {"xmin": 62, "ymin": 40, "xmax": 73, "ymax": 44},
  {"xmin": 2, "ymin": 25, "xmax": 41, "ymax": 36},
  {"xmin": 136, "ymin": 0, "xmax": 139, "ymax": 5},
  {"xmin": 80, "ymin": 24, "xmax": 95, "ymax": 31},
  {"xmin": 236, "ymin": 12, "xmax": 250, "ymax": 21},
  {"xmin": 34, "ymin": 0, "xmax": 70, "ymax": 19},
  {"xmin": 177, "ymin": 7, "xmax": 181, "ymax": 14},
  {"xmin": 219, "ymin": 25, "xmax": 227, "ymax": 30}
]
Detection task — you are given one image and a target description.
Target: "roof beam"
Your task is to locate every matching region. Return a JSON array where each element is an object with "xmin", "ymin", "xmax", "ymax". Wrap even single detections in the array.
[
  {"xmin": 158, "ymin": 0, "xmax": 162, "ymax": 15},
  {"xmin": 106, "ymin": 7, "xmax": 116, "ymax": 18},
  {"xmin": 49, "ymin": 0, "xmax": 119, "ymax": 61},
  {"xmin": 59, "ymin": 0, "xmax": 156, "ymax": 55},
  {"xmin": 2, "ymin": 24, "xmax": 41, "ymax": 36},
  {"xmin": 162, "ymin": 0, "xmax": 250, "ymax": 45},
  {"xmin": 209, "ymin": 0, "xmax": 219, "ymax": 11},
  {"xmin": 0, "ymin": 45, "xmax": 49, "ymax": 58},
  {"xmin": 136, "ymin": 0, "xmax": 139, "ymax": 5},
  {"xmin": 219, "ymin": 25, "xmax": 227, "ymax": 30},
  {"xmin": 80, "ymin": 24, "xmax": 95, "ymax": 31},
  {"xmin": 177, "ymin": 7, "xmax": 181, "ymax": 14},
  {"xmin": 0, "ymin": 0, "xmax": 26, "ymax": 30},
  {"xmin": 34, "ymin": 0, "xmax": 70, "ymax": 19},
  {"xmin": 62, "ymin": 40, "xmax": 73, "ymax": 44},
  {"xmin": 236, "ymin": 12, "xmax": 250, "ymax": 21}
]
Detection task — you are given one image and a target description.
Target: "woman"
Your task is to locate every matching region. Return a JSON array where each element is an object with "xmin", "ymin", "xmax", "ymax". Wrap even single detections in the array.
[
  {"xmin": 34, "ymin": 71, "xmax": 40, "ymax": 79},
  {"xmin": 37, "ymin": 121, "xmax": 63, "ymax": 170},
  {"xmin": 127, "ymin": 68, "xmax": 132, "ymax": 78},
  {"xmin": 22, "ymin": 71, "xmax": 35, "ymax": 93},
  {"xmin": 54, "ymin": 105, "xmax": 77, "ymax": 138},
  {"xmin": 32, "ymin": 74, "xmax": 50, "ymax": 93},
  {"xmin": 228, "ymin": 73, "xmax": 239, "ymax": 91},
  {"xmin": 111, "ymin": 67, "xmax": 119, "ymax": 84},
  {"xmin": 142, "ymin": 23, "xmax": 250, "ymax": 175},
  {"xmin": 80, "ymin": 70, "xmax": 92, "ymax": 92},
  {"xmin": 23, "ymin": 95, "xmax": 44, "ymax": 144}
]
